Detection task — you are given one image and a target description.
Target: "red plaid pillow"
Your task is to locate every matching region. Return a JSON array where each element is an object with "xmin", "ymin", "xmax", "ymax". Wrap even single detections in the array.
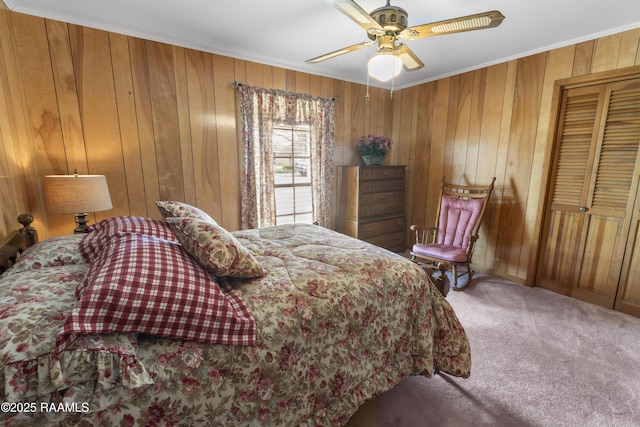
[
  {"xmin": 80, "ymin": 216, "xmax": 176, "ymax": 263},
  {"xmin": 58, "ymin": 233, "xmax": 256, "ymax": 354}
]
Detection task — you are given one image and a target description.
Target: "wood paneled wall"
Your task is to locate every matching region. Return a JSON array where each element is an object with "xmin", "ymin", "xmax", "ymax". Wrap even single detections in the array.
[
  {"xmin": 0, "ymin": 2, "xmax": 638, "ymax": 284},
  {"xmin": 0, "ymin": 5, "xmax": 393, "ymax": 239},
  {"xmin": 397, "ymin": 29, "xmax": 640, "ymax": 284}
]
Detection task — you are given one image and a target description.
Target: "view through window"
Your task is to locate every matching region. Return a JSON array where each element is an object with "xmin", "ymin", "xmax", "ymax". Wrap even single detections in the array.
[{"xmin": 272, "ymin": 124, "xmax": 313, "ymax": 225}]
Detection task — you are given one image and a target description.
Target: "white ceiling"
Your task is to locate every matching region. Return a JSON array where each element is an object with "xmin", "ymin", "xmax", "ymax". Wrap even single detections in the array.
[{"xmin": 5, "ymin": 0, "xmax": 640, "ymax": 89}]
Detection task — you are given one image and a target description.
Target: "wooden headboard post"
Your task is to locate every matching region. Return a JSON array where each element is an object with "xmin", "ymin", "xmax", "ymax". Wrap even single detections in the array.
[
  {"xmin": 17, "ymin": 213, "xmax": 38, "ymax": 247},
  {"xmin": 0, "ymin": 213, "xmax": 39, "ymax": 274}
]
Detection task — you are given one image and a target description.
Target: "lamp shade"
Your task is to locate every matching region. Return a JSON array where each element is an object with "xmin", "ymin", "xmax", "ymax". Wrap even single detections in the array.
[
  {"xmin": 367, "ymin": 52, "xmax": 403, "ymax": 82},
  {"xmin": 44, "ymin": 174, "xmax": 113, "ymax": 214}
]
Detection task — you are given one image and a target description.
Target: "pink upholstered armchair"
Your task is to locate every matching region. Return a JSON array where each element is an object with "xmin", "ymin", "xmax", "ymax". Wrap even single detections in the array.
[{"xmin": 410, "ymin": 177, "xmax": 495, "ymax": 291}]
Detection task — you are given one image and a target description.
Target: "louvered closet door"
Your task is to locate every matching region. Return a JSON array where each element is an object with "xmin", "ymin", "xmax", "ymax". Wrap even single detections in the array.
[
  {"xmin": 616, "ymin": 182, "xmax": 640, "ymax": 317},
  {"xmin": 537, "ymin": 78, "xmax": 640, "ymax": 309}
]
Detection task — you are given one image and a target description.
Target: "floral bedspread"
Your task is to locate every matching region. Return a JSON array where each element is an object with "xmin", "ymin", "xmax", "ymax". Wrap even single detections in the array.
[{"xmin": 0, "ymin": 225, "xmax": 470, "ymax": 427}]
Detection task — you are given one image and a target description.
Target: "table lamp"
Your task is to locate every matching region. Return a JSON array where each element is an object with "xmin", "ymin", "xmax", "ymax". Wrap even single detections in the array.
[{"xmin": 44, "ymin": 170, "xmax": 113, "ymax": 233}]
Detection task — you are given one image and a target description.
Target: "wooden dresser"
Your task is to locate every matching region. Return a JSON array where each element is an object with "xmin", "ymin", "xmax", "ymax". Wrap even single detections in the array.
[{"xmin": 336, "ymin": 165, "xmax": 406, "ymax": 252}]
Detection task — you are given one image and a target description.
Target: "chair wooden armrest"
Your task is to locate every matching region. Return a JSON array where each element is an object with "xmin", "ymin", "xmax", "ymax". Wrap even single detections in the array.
[
  {"xmin": 410, "ymin": 224, "xmax": 437, "ymax": 244},
  {"xmin": 466, "ymin": 234, "xmax": 478, "ymax": 252}
]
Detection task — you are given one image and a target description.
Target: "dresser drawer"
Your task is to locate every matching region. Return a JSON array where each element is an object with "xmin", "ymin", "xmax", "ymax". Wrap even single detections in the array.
[
  {"xmin": 369, "ymin": 190, "xmax": 403, "ymax": 205},
  {"xmin": 361, "ymin": 179, "xmax": 404, "ymax": 194},
  {"xmin": 359, "ymin": 201, "xmax": 404, "ymax": 218},
  {"xmin": 359, "ymin": 191, "xmax": 403, "ymax": 208},
  {"xmin": 364, "ymin": 231, "xmax": 405, "ymax": 252},
  {"xmin": 361, "ymin": 167, "xmax": 405, "ymax": 180},
  {"xmin": 358, "ymin": 216, "xmax": 406, "ymax": 238},
  {"xmin": 371, "ymin": 201, "xmax": 404, "ymax": 217}
]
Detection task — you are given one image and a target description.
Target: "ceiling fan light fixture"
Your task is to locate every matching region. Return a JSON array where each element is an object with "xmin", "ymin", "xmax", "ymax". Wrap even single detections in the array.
[
  {"xmin": 367, "ymin": 51, "xmax": 402, "ymax": 82},
  {"xmin": 307, "ymin": 2, "xmax": 505, "ymax": 84}
]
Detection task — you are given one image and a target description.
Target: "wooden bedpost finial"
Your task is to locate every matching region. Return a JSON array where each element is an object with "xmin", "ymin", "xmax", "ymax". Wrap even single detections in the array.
[
  {"xmin": 17, "ymin": 213, "xmax": 38, "ymax": 247},
  {"xmin": 17, "ymin": 213, "xmax": 33, "ymax": 228}
]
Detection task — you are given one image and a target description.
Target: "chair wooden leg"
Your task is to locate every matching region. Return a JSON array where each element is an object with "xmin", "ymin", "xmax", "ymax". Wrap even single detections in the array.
[
  {"xmin": 452, "ymin": 263, "xmax": 473, "ymax": 291},
  {"xmin": 431, "ymin": 264, "xmax": 450, "ymax": 297},
  {"xmin": 452, "ymin": 265, "xmax": 458, "ymax": 287}
]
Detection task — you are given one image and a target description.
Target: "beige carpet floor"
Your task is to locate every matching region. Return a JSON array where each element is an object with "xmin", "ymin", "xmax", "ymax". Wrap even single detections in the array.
[{"xmin": 345, "ymin": 273, "xmax": 640, "ymax": 427}]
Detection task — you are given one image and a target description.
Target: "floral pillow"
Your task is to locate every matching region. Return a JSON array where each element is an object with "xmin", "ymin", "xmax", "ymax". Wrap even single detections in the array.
[
  {"xmin": 166, "ymin": 217, "xmax": 266, "ymax": 278},
  {"xmin": 155, "ymin": 201, "xmax": 217, "ymax": 224},
  {"xmin": 6, "ymin": 234, "xmax": 85, "ymax": 275}
]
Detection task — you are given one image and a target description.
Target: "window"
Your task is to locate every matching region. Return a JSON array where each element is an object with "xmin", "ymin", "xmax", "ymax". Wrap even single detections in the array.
[
  {"xmin": 272, "ymin": 124, "xmax": 313, "ymax": 225},
  {"xmin": 238, "ymin": 84, "xmax": 335, "ymax": 229}
]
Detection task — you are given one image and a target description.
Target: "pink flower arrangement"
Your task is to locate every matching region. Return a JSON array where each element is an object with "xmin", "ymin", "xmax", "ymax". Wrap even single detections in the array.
[{"xmin": 355, "ymin": 135, "xmax": 394, "ymax": 158}]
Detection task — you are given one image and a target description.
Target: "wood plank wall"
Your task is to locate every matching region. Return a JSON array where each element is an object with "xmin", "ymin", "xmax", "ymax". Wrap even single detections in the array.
[
  {"xmin": 396, "ymin": 29, "xmax": 640, "ymax": 284},
  {"xmin": 0, "ymin": 2, "xmax": 638, "ymax": 284},
  {"xmin": 0, "ymin": 5, "xmax": 393, "ymax": 239}
]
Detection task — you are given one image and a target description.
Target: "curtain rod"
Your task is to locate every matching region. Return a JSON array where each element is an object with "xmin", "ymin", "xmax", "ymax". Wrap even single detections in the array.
[{"xmin": 232, "ymin": 81, "xmax": 337, "ymax": 102}]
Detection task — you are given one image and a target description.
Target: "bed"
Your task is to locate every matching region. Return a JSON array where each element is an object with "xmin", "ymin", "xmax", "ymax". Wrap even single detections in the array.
[{"xmin": 0, "ymin": 202, "xmax": 470, "ymax": 426}]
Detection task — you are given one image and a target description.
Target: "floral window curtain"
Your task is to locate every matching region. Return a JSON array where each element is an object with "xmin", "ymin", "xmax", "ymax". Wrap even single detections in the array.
[{"xmin": 238, "ymin": 84, "xmax": 335, "ymax": 229}]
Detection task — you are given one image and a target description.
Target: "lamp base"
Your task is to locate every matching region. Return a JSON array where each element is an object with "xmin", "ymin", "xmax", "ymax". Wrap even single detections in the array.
[{"xmin": 74, "ymin": 212, "xmax": 90, "ymax": 234}]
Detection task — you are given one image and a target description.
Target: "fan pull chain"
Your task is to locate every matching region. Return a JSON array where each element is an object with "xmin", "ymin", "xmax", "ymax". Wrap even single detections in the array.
[
  {"xmin": 390, "ymin": 57, "xmax": 396, "ymax": 100},
  {"xmin": 365, "ymin": 72, "xmax": 370, "ymax": 103}
]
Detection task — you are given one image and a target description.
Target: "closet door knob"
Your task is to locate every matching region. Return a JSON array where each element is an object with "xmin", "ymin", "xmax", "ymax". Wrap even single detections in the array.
[{"xmin": 578, "ymin": 206, "xmax": 589, "ymax": 212}]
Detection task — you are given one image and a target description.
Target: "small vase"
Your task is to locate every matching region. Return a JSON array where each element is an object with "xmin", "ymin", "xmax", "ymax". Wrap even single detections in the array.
[{"xmin": 362, "ymin": 155, "xmax": 384, "ymax": 166}]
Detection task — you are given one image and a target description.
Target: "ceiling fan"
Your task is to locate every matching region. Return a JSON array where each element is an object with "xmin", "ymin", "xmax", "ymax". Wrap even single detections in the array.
[{"xmin": 306, "ymin": 0, "xmax": 505, "ymax": 81}]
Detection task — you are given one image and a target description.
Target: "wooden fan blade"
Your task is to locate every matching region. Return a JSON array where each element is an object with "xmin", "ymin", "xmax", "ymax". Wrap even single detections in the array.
[
  {"xmin": 398, "ymin": 10, "xmax": 505, "ymax": 40},
  {"xmin": 329, "ymin": 0, "xmax": 385, "ymax": 36},
  {"xmin": 306, "ymin": 41, "xmax": 375, "ymax": 64},
  {"xmin": 395, "ymin": 44, "xmax": 424, "ymax": 71}
]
